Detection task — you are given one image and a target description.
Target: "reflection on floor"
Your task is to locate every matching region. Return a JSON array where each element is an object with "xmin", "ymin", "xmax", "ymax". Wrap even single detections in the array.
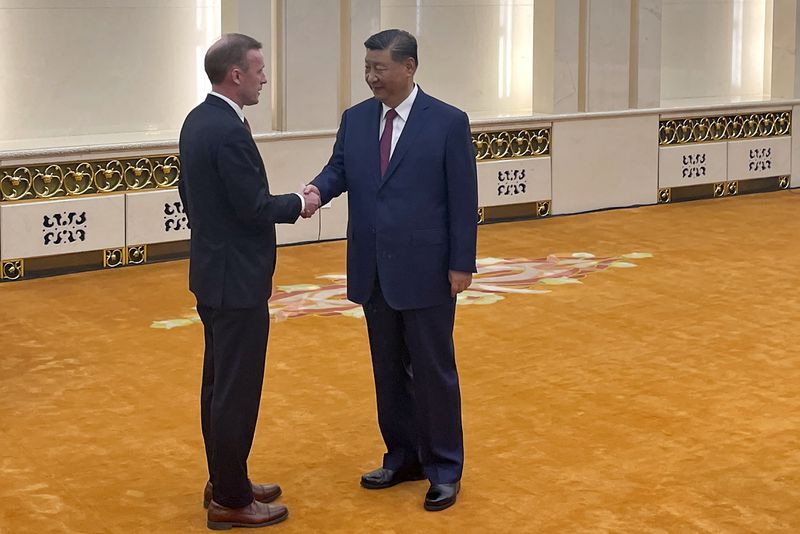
[{"xmin": 1, "ymin": 190, "xmax": 799, "ymax": 533}]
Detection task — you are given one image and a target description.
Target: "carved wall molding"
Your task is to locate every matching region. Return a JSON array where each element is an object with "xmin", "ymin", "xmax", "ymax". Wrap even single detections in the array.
[
  {"xmin": 659, "ymin": 111, "xmax": 791, "ymax": 146},
  {"xmin": 0, "ymin": 155, "xmax": 180, "ymax": 202},
  {"xmin": 472, "ymin": 128, "xmax": 551, "ymax": 160}
]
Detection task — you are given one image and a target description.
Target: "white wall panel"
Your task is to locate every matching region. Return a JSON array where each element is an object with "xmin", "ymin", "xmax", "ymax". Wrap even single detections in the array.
[
  {"xmin": 728, "ymin": 136, "xmax": 791, "ymax": 180},
  {"xmin": 477, "ymin": 157, "xmax": 551, "ymax": 207},
  {"xmin": 552, "ymin": 114, "xmax": 659, "ymax": 214},
  {"xmin": 257, "ymin": 135, "xmax": 337, "ymax": 245},
  {"xmin": 658, "ymin": 141, "xmax": 728, "ymax": 188},
  {"xmin": 1, "ymin": 195, "xmax": 125, "ymax": 259},
  {"xmin": 319, "ymin": 193, "xmax": 349, "ymax": 241},
  {"xmin": 126, "ymin": 189, "xmax": 189, "ymax": 246}
]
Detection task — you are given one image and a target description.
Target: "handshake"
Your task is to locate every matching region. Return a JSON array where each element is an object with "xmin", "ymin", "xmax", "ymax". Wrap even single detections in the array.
[{"xmin": 297, "ymin": 184, "xmax": 322, "ymax": 219}]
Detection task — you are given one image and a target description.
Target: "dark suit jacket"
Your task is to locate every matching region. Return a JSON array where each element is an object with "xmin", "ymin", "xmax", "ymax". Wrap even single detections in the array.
[
  {"xmin": 178, "ymin": 94, "xmax": 301, "ymax": 309},
  {"xmin": 312, "ymin": 88, "xmax": 478, "ymax": 310}
]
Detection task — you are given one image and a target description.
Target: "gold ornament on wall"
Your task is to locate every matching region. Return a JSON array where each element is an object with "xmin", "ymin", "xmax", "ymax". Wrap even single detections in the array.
[
  {"xmin": 473, "ymin": 128, "xmax": 550, "ymax": 160},
  {"xmin": 0, "ymin": 155, "xmax": 181, "ymax": 202},
  {"xmin": 1, "ymin": 259, "xmax": 24, "ymax": 280},
  {"xmin": 154, "ymin": 156, "xmax": 180, "ymax": 187},
  {"xmin": 94, "ymin": 160, "xmax": 125, "ymax": 193},
  {"xmin": 659, "ymin": 111, "xmax": 791, "ymax": 146},
  {"xmin": 65, "ymin": 163, "xmax": 94, "ymax": 196},
  {"xmin": 124, "ymin": 159, "xmax": 154, "ymax": 190},
  {"xmin": 536, "ymin": 200, "xmax": 551, "ymax": 217},
  {"xmin": 103, "ymin": 248, "xmax": 125, "ymax": 268},
  {"xmin": 1, "ymin": 167, "xmax": 34, "ymax": 200},
  {"xmin": 127, "ymin": 245, "xmax": 147, "ymax": 265}
]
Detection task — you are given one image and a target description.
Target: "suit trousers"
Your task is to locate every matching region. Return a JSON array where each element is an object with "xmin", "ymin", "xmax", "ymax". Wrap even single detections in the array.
[
  {"xmin": 197, "ymin": 304, "xmax": 270, "ymax": 508},
  {"xmin": 363, "ymin": 279, "xmax": 464, "ymax": 485}
]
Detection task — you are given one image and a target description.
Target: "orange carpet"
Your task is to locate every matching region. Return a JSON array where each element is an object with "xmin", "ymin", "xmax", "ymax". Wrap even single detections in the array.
[{"xmin": 1, "ymin": 190, "xmax": 799, "ymax": 533}]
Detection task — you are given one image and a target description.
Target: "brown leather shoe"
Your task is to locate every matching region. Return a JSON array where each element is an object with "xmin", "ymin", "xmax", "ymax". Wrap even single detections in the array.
[
  {"xmin": 207, "ymin": 500, "xmax": 288, "ymax": 530},
  {"xmin": 203, "ymin": 481, "xmax": 282, "ymax": 509}
]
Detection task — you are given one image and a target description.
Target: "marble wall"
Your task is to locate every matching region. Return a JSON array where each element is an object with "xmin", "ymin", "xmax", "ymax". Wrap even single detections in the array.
[
  {"xmin": 1, "ymin": 0, "xmax": 799, "ymax": 150},
  {"xmin": 661, "ymin": 0, "xmax": 769, "ymax": 106},
  {"xmin": 0, "ymin": 0, "xmax": 221, "ymax": 148},
  {"xmin": 381, "ymin": 0, "xmax": 535, "ymax": 119}
]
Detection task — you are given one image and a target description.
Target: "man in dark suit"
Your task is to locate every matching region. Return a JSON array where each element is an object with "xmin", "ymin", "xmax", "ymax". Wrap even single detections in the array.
[
  {"xmin": 304, "ymin": 29, "xmax": 478, "ymax": 511},
  {"xmin": 178, "ymin": 33, "xmax": 319, "ymax": 529}
]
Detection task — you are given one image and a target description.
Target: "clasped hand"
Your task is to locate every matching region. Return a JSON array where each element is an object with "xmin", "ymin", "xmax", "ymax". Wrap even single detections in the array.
[{"xmin": 298, "ymin": 184, "xmax": 321, "ymax": 218}]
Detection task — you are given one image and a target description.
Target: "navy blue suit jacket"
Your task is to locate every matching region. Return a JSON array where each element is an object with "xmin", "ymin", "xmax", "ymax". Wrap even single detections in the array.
[
  {"xmin": 312, "ymin": 88, "xmax": 478, "ymax": 310},
  {"xmin": 178, "ymin": 95, "xmax": 301, "ymax": 309}
]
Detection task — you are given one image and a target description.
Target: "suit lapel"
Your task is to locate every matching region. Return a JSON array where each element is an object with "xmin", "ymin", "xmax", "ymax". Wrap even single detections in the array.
[
  {"xmin": 379, "ymin": 90, "xmax": 430, "ymax": 188},
  {"xmin": 367, "ymin": 100, "xmax": 381, "ymax": 183}
]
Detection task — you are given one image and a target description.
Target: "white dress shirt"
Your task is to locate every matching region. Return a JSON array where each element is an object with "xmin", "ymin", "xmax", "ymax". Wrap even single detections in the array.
[
  {"xmin": 208, "ymin": 92, "xmax": 304, "ymax": 211},
  {"xmin": 379, "ymin": 84, "xmax": 419, "ymax": 158}
]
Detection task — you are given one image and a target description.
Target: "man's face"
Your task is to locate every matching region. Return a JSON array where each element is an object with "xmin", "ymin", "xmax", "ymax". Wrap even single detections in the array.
[
  {"xmin": 364, "ymin": 48, "xmax": 415, "ymax": 107},
  {"xmin": 235, "ymin": 49, "xmax": 267, "ymax": 106}
]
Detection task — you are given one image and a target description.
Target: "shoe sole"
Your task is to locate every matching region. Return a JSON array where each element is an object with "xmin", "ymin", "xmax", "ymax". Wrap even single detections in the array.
[
  {"xmin": 207, "ymin": 511, "xmax": 288, "ymax": 530},
  {"xmin": 360, "ymin": 473, "xmax": 426, "ymax": 490},
  {"xmin": 424, "ymin": 485, "xmax": 460, "ymax": 512},
  {"xmin": 204, "ymin": 489, "xmax": 282, "ymax": 509},
  {"xmin": 424, "ymin": 498, "xmax": 456, "ymax": 512}
]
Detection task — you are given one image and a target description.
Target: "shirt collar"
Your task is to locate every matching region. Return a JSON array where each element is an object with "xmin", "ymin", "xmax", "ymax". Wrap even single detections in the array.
[
  {"xmin": 209, "ymin": 91, "xmax": 245, "ymax": 122},
  {"xmin": 382, "ymin": 84, "xmax": 418, "ymax": 122}
]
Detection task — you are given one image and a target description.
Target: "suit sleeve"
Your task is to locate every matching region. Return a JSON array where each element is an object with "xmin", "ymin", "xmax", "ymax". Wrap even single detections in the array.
[
  {"xmin": 311, "ymin": 111, "xmax": 349, "ymax": 204},
  {"xmin": 445, "ymin": 111, "xmax": 478, "ymax": 273},
  {"xmin": 217, "ymin": 128, "xmax": 302, "ymax": 226}
]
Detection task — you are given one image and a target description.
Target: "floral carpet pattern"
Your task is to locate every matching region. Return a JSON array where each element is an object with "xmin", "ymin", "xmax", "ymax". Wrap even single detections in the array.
[{"xmin": 151, "ymin": 252, "xmax": 652, "ymax": 329}]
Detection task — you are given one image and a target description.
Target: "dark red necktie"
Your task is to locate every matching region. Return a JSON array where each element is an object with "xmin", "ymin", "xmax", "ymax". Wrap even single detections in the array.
[
  {"xmin": 243, "ymin": 117, "xmax": 252, "ymax": 133},
  {"xmin": 379, "ymin": 109, "xmax": 398, "ymax": 176}
]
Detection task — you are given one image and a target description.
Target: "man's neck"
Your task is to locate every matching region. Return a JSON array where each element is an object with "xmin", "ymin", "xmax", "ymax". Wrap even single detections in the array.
[
  {"xmin": 211, "ymin": 86, "xmax": 243, "ymax": 109},
  {"xmin": 384, "ymin": 83, "xmax": 414, "ymax": 109}
]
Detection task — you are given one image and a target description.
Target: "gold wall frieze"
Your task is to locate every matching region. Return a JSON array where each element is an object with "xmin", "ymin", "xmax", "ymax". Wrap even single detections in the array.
[
  {"xmin": 0, "ymin": 155, "xmax": 180, "ymax": 202},
  {"xmin": 659, "ymin": 111, "xmax": 791, "ymax": 146},
  {"xmin": 473, "ymin": 128, "xmax": 551, "ymax": 160}
]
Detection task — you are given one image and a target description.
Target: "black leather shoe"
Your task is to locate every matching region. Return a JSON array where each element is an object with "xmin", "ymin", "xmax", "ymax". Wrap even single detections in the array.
[
  {"xmin": 360, "ymin": 466, "xmax": 426, "ymax": 489},
  {"xmin": 424, "ymin": 481, "xmax": 460, "ymax": 511}
]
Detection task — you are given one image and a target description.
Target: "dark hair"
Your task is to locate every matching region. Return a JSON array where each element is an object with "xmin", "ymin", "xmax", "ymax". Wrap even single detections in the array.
[
  {"xmin": 204, "ymin": 33, "xmax": 262, "ymax": 84},
  {"xmin": 364, "ymin": 29, "xmax": 418, "ymax": 67}
]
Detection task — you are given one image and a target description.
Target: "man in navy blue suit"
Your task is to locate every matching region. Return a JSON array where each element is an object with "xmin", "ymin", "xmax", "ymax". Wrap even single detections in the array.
[
  {"xmin": 179, "ymin": 33, "xmax": 319, "ymax": 529},
  {"xmin": 305, "ymin": 29, "xmax": 478, "ymax": 511}
]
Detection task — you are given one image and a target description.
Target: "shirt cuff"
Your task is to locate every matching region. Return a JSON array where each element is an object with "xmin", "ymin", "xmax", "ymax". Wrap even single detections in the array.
[{"xmin": 293, "ymin": 192, "xmax": 305, "ymax": 212}]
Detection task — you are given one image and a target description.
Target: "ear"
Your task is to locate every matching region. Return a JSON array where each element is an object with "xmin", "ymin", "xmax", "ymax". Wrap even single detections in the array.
[
  {"xmin": 404, "ymin": 57, "xmax": 417, "ymax": 75},
  {"xmin": 229, "ymin": 65, "xmax": 242, "ymax": 86}
]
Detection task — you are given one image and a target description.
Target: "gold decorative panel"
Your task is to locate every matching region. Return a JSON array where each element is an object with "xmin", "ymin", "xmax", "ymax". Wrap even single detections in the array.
[
  {"xmin": 1, "ymin": 259, "xmax": 24, "ymax": 280},
  {"xmin": 659, "ymin": 111, "xmax": 791, "ymax": 146},
  {"xmin": 0, "ymin": 155, "xmax": 180, "ymax": 202},
  {"xmin": 127, "ymin": 245, "xmax": 147, "ymax": 265},
  {"xmin": 473, "ymin": 128, "xmax": 550, "ymax": 160},
  {"xmin": 103, "ymin": 248, "xmax": 125, "ymax": 268}
]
